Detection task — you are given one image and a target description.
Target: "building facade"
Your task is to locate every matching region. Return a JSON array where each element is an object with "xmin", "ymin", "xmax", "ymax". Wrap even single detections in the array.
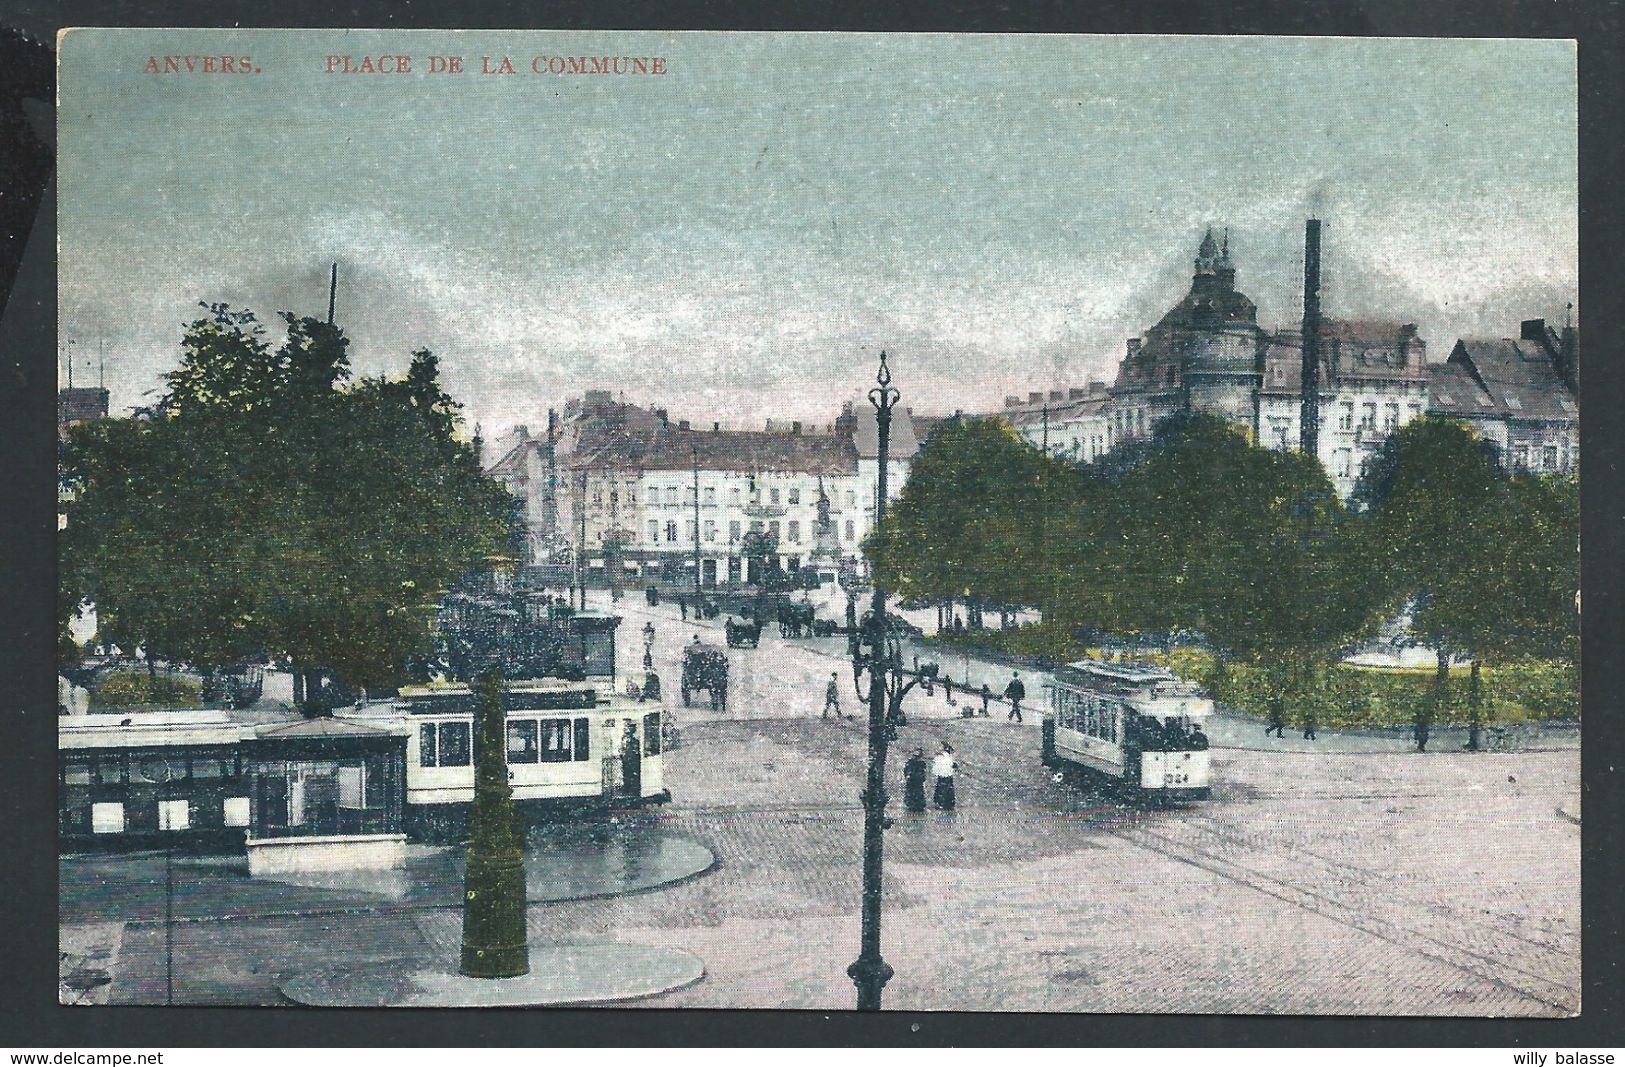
[
  {"xmin": 1007, "ymin": 228, "xmax": 1577, "ymax": 495},
  {"xmin": 486, "ymin": 392, "xmax": 920, "ymax": 584}
]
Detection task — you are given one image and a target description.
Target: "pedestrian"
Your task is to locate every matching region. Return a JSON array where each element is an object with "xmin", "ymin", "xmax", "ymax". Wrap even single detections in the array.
[
  {"xmin": 823, "ymin": 671, "xmax": 845, "ymax": 719},
  {"xmin": 1265, "ymin": 704, "xmax": 1286, "ymax": 738},
  {"xmin": 1004, "ymin": 671, "xmax": 1026, "ymax": 723},
  {"xmin": 931, "ymin": 744, "xmax": 958, "ymax": 810},
  {"xmin": 902, "ymin": 748, "xmax": 928, "ymax": 813},
  {"xmin": 1414, "ymin": 713, "xmax": 1430, "ymax": 753},
  {"xmin": 953, "ymin": 615, "xmax": 964, "ymax": 635},
  {"xmin": 943, "ymin": 676, "xmax": 956, "ymax": 706},
  {"xmin": 1302, "ymin": 709, "xmax": 1318, "ymax": 741},
  {"xmin": 679, "ymin": 596, "xmax": 688, "ymax": 621},
  {"xmin": 979, "ymin": 682, "xmax": 992, "ymax": 717}
]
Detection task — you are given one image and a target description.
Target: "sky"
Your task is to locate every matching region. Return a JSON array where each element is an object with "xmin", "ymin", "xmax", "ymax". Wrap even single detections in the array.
[{"xmin": 57, "ymin": 30, "xmax": 1577, "ymax": 449}]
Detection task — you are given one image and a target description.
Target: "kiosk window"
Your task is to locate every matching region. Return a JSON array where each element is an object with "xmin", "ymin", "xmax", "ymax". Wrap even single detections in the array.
[
  {"xmin": 573, "ymin": 718, "xmax": 591, "ymax": 761},
  {"xmin": 158, "ymin": 799, "xmax": 190, "ymax": 831},
  {"xmin": 418, "ymin": 723, "xmax": 437, "ymax": 767},
  {"xmin": 91, "ymin": 802, "xmax": 125, "ymax": 834},
  {"xmin": 223, "ymin": 797, "xmax": 250, "ymax": 827}
]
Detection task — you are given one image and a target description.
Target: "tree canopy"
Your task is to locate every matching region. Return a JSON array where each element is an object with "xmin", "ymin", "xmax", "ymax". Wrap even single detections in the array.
[{"xmin": 60, "ymin": 304, "xmax": 517, "ymax": 690}]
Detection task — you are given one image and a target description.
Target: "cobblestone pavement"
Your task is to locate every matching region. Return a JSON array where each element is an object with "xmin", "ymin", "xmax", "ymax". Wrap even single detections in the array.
[{"xmin": 68, "ymin": 594, "xmax": 1580, "ymax": 1013}]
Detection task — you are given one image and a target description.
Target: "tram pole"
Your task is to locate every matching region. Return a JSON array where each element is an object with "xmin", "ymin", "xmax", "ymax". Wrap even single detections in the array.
[{"xmin": 848, "ymin": 350, "xmax": 898, "ymax": 1011}]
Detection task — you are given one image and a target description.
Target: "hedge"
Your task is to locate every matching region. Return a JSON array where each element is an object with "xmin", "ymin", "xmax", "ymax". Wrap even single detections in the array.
[{"xmin": 939, "ymin": 625, "xmax": 1578, "ymax": 727}]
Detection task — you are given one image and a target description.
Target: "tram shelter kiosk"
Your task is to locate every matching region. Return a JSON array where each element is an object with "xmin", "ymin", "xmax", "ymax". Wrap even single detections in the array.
[{"xmin": 242, "ymin": 717, "xmax": 410, "ymax": 877}]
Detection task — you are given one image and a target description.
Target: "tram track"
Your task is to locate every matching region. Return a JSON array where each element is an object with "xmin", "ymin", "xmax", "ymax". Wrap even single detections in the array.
[
  {"xmin": 1113, "ymin": 820, "xmax": 1577, "ymax": 1014},
  {"xmin": 945, "ymin": 723, "xmax": 1577, "ymax": 1014}
]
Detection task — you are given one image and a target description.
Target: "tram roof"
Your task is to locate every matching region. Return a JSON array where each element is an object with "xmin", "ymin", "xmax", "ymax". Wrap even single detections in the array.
[{"xmin": 1056, "ymin": 659, "xmax": 1177, "ymax": 686}]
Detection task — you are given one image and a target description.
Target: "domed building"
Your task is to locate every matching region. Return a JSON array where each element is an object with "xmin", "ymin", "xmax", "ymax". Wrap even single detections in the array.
[{"xmin": 1109, "ymin": 227, "xmax": 1267, "ymax": 433}]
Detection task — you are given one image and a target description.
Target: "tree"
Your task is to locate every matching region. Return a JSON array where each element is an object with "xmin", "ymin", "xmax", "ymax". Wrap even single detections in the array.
[
  {"xmin": 1103, "ymin": 414, "xmax": 1386, "ymax": 729},
  {"xmin": 1412, "ymin": 472, "xmax": 1578, "ymax": 748},
  {"xmin": 60, "ymin": 305, "xmax": 516, "ymax": 704},
  {"xmin": 873, "ymin": 416, "xmax": 1093, "ymax": 627},
  {"xmin": 1354, "ymin": 417, "xmax": 1504, "ymax": 750}
]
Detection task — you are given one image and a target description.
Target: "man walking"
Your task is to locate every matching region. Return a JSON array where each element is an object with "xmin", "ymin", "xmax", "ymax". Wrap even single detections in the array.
[
  {"xmin": 979, "ymin": 682, "xmax": 992, "ymax": 717},
  {"xmin": 1266, "ymin": 704, "xmax": 1286, "ymax": 738},
  {"xmin": 931, "ymin": 744, "xmax": 958, "ymax": 811},
  {"xmin": 1004, "ymin": 671, "xmax": 1026, "ymax": 723},
  {"xmin": 822, "ymin": 671, "xmax": 845, "ymax": 719}
]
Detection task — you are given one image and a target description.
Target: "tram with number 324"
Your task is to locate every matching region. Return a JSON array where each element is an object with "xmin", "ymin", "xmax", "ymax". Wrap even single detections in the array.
[{"xmin": 1042, "ymin": 660, "xmax": 1213, "ymax": 801}]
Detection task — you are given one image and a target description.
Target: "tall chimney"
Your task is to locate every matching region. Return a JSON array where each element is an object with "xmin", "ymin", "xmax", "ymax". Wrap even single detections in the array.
[{"xmin": 1299, "ymin": 219, "xmax": 1322, "ymax": 457}]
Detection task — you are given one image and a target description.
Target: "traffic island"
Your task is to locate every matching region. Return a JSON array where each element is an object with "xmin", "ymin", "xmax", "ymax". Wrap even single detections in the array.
[{"xmin": 279, "ymin": 939, "xmax": 705, "ymax": 1007}]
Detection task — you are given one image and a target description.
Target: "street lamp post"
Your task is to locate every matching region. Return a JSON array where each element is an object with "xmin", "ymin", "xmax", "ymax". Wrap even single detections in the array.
[
  {"xmin": 692, "ymin": 449, "xmax": 704, "ymax": 607},
  {"xmin": 847, "ymin": 351, "xmax": 899, "ymax": 1011}
]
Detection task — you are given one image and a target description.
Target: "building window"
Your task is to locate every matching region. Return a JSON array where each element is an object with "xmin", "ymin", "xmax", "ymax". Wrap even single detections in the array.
[
  {"xmin": 768, "ymin": 520, "xmax": 780, "ymax": 540},
  {"xmin": 665, "ymin": 521, "xmax": 678, "ymax": 542},
  {"xmin": 788, "ymin": 487, "xmax": 801, "ymax": 505},
  {"xmin": 1514, "ymin": 445, "xmax": 1530, "ymax": 470},
  {"xmin": 1336, "ymin": 449, "xmax": 1353, "ymax": 478},
  {"xmin": 770, "ymin": 488, "xmax": 781, "ymax": 505},
  {"xmin": 704, "ymin": 520, "xmax": 717, "ymax": 542},
  {"xmin": 729, "ymin": 520, "xmax": 741, "ymax": 542},
  {"xmin": 91, "ymin": 802, "xmax": 124, "ymax": 834},
  {"xmin": 845, "ymin": 520, "xmax": 855, "ymax": 542},
  {"xmin": 507, "ymin": 719, "xmax": 539, "ymax": 764},
  {"xmin": 1339, "ymin": 403, "xmax": 1354, "ymax": 431},
  {"xmin": 703, "ymin": 487, "xmax": 716, "ymax": 506},
  {"xmin": 1544, "ymin": 445, "xmax": 1559, "ymax": 470},
  {"xmin": 223, "ymin": 797, "xmax": 250, "ymax": 827},
  {"xmin": 1360, "ymin": 403, "xmax": 1376, "ymax": 430},
  {"xmin": 1385, "ymin": 403, "xmax": 1400, "ymax": 429},
  {"xmin": 685, "ymin": 520, "xmax": 696, "ymax": 543},
  {"xmin": 846, "ymin": 491, "xmax": 855, "ymax": 508},
  {"xmin": 730, "ymin": 488, "xmax": 741, "ymax": 506},
  {"xmin": 648, "ymin": 520, "xmax": 659, "ymax": 544},
  {"xmin": 592, "ymin": 490, "xmax": 602, "ymax": 506},
  {"xmin": 750, "ymin": 520, "xmax": 763, "ymax": 534},
  {"xmin": 787, "ymin": 520, "xmax": 800, "ymax": 543},
  {"xmin": 540, "ymin": 719, "xmax": 573, "ymax": 762}
]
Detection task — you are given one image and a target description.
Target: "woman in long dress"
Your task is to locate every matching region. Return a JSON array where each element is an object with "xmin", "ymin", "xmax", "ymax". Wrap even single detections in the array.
[{"xmin": 902, "ymin": 749, "xmax": 928, "ymax": 813}]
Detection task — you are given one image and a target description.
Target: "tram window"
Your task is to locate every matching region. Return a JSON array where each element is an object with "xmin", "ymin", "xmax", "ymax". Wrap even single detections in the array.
[
  {"xmin": 63, "ymin": 756, "xmax": 92, "ymax": 785},
  {"xmin": 93, "ymin": 754, "xmax": 126, "ymax": 786},
  {"xmin": 91, "ymin": 802, "xmax": 125, "ymax": 834},
  {"xmin": 158, "ymin": 799, "xmax": 190, "ymax": 831},
  {"xmin": 191, "ymin": 753, "xmax": 228, "ymax": 779},
  {"xmin": 573, "ymin": 717, "xmax": 591, "ymax": 761},
  {"xmin": 539, "ymin": 719, "xmax": 572, "ymax": 763},
  {"xmin": 507, "ymin": 720, "xmax": 539, "ymax": 764},
  {"xmin": 643, "ymin": 712, "xmax": 662, "ymax": 756},
  {"xmin": 437, "ymin": 722, "xmax": 471, "ymax": 767},
  {"xmin": 418, "ymin": 723, "xmax": 437, "ymax": 767}
]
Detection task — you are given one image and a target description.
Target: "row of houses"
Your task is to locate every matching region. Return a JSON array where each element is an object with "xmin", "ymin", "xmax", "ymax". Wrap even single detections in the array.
[
  {"xmin": 1002, "ymin": 228, "xmax": 1578, "ymax": 497},
  {"xmin": 487, "ymin": 224, "xmax": 1579, "ymax": 579},
  {"xmin": 485, "ymin": 391, "xmax": 919, "ymax": 582}
]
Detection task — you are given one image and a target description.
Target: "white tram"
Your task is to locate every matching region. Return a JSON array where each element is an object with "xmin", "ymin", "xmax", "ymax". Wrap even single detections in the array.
[
  {"xmin": 344, "ymin": 678, "xmax": 668, "ymax": 840},
  {"xmin": 1042, "ymin": 660, "xmax": 1213, "ymax": 801}
]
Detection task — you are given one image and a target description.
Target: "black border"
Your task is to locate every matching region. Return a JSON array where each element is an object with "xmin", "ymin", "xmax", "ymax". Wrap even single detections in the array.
[{"xmin": 4, "ymin": 0, "xmax": 1622, "ymax": 1048}]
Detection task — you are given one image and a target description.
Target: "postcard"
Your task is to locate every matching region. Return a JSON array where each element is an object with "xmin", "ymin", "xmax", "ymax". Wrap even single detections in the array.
[{"xmin": 54, "ymin": 29, "xmax": 1579, "ymax": 1014}]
